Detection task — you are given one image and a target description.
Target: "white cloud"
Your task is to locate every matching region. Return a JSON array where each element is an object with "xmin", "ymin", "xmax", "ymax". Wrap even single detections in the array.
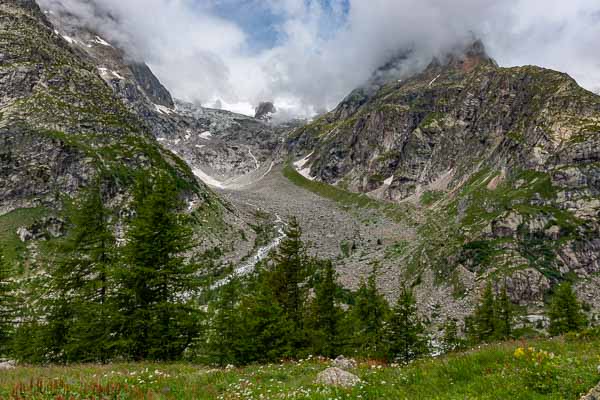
[{"xmin": 38, "ymin": 0, "xmax": 600, "ymax": 117}]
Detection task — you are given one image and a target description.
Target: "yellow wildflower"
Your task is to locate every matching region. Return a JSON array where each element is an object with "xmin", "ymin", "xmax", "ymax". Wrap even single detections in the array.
[{"xmin": 514, "ymin": 347, "xmax": 525, "ymax": 358}]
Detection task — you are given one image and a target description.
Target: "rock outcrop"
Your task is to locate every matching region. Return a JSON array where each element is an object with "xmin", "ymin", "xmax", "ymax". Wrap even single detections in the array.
[
  {"xmin": 332, "ymin": 355, "xmax": 357, "ymax": 370},
  {"xmin": 581, "ymin": 381, "xmax": 600, "ymax": 400},
  {"xmin": 315, "ymin": 367, "xmax": 361, "ymax": 388},
  {"xmin": 254, "ymin": 101, "xmax": 276, "ymax": 121}
]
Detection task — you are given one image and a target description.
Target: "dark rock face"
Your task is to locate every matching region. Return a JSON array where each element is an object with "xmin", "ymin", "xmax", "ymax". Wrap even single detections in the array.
[
  {"xmin": 0, "ymin": 127, "xmax": 91, "ymax": 214},
  {"xmin": 254, "ymin": 102, "xmax": 276, "ymax": 121},
  {"xmin": 129, "ymin": 63, "xmax": 174, "ymax": 108}
]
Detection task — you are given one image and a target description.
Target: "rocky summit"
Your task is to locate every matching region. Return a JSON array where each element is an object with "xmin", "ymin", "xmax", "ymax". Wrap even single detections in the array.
[{"xmin": 1, "ymin": 0, "xmax": 599, "ymax": 342}]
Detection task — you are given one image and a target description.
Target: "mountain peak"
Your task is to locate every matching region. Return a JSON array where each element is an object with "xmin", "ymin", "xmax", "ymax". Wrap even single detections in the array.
[
  {"xmin": 255, "ymin": 101, "xmax": 276, "ymax": 121},
  {"xmin": 427, "ymin": 39, "xmax": 496, "ymax": 74}
]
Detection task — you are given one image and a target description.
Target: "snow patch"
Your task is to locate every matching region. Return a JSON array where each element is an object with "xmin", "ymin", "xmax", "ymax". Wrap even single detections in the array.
[
  {"xmin": 298, "ymin": 168, "xmax": 316, "ymax": 180},
  {"xmin": 92, "ymin": 35, "xmax": 112, "ymax": 47},
  {"xmin": 294, "ymin": 152, "xmax": 316, "ymax": 180},
  {"xmin": 428, "ymin": 74, "xmax": 441, "ymax": 87},
  {"xmin": 62, "ymin": 35, "xmax": 76, "ymax": 44},
  {"xmin": 194, "ymin": 144, "xmax": 205, "ymax": 149},
  {"xmin": 248, "ymin": 148, "xmax": 260, "ymax": 169},
  {"xmin": 383, "ymin": 175, "xmax": 394, "ymax": 186},
  {"xmin": 155, "ymin": 104, "xmax": 174, "ymax": 115},
  {"xmin": 192, "ymin": 167, "xmax": 225, "ymax": 189},
  {"xmin": 111, "ymin": 70, "xmax": 124, "ymax": 80},
  {"xmin": 199, "ymin": 131, "xmax": 213, "ymax": 140},
  {"xmin": 213, "ymin": 214, "xmax": 288, "ymax": 288},
  {"xmin": 98, "ymin": 67, "xmax": 124, "ymax": 81},
  {"xmin": 293, "ymin": 151, "xmax": 314, "ymax": 169}
]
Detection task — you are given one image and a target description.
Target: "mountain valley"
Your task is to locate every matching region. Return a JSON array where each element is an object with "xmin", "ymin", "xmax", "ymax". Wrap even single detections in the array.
[{"xmin": 1, "ymin": 2, "xmax": 600, "ymax": 388}]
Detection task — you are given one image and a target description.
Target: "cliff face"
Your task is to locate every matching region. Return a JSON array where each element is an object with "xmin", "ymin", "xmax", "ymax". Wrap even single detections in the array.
[
  {"xmin": 288, "ymin": 42, "xmax": 600, "ymax": 312},
  {"xmin": 0, "ymin": 0, "xmax": 252, "ymax": 266}
]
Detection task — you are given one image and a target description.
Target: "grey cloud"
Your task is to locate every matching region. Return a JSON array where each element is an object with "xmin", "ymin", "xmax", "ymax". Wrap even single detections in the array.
[{"xmin": 37, "ymin": 0, "xmax": 600, "ymax": 117}]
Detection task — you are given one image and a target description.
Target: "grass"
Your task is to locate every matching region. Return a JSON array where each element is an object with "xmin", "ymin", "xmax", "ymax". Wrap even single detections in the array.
[
  {"xmin": 282, "ymin": 164, "xmax": 413, "ymax": 224},
  {"xmin": 0, "ymin": 207, "xmax": 49, "ymax": 267},
  {"xmin": 1, "ymin": 337, "xmax": 599, "ymax": 399}
]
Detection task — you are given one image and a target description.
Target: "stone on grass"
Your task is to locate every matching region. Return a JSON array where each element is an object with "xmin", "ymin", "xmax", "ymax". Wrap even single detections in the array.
[
  {"xmin": 580, "ymin": 382, "xmax": 600, "ymax": 400},
  {"xmin": 315, "ymin": 367, "xmax": 361, "ymax": 388},
  {"xmin": 0, "ymin": 361, "xmax": 16, "ymax": 370},
  {"xmin": 332, "ymin": 355, "xmax": 357, "ymax": 370}
]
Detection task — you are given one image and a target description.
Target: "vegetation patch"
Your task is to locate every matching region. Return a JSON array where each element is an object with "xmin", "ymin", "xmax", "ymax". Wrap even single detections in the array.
[
  {"xmin": 1, "ymin": 337, "xmax": 599, "ymax": 399},
  {"xmin": 420, "ymin": 190, "xmax": 444, "ymax": 206},
  {"xmin": 282, "ymin": 164, "xmax": 413, "ymax": 223},
  {"xmin": 0, "ymin": 207, "xmax": 49, "ymax": 267}
]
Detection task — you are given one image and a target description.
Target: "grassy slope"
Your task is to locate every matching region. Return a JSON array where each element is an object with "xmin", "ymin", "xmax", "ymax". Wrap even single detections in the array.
[
  {"xmin": 282, "ymin": 164, "xmax": 415, "ymax": 224},
  {"xmin": 0, "ymin": 208, "xmax": 48, "ymax": 267},
  {"xmin": 2, "ymin": 337, "xmax": 599, "ymax": 399}
]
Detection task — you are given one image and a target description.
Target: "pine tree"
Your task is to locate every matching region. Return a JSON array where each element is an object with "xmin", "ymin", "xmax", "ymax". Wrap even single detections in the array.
[
  {"xmin": 116, "ymin": 173, "xmax": 201, "ymax": 360},
  {"xmin": 548, "ymin": 282, "xmax": 587, "ymax": 336},
  {"xmin": 441, "ymin": 318, "xmax": 464, "ymax": 353},
  {"xmin": 385, "ymin": 285, "xmax": 428, "ymax": 363},
  {"xmin": 308, "ymin": 260, "xmax": 342, "ymax": 358},
  {"xmin": 349, "ymin": 272, "xmax": 389, "ymax": 358},
  {"xmin": 494, "ymin": 285, "xmax": 513, "ymax": 340},
  {"xmin": 472, "ymin": 282, "xmax": 496, "ymax": 342},
  {"xmin": 17, "ymin": 184, "xmax": 118, "ymax": 363},
  {"xmin": 238, "ymin": 277, "xmax": 292, "ymax": 363},
  {"xmin": 48, "ymin": 184, "xmax": 116, "ymax": 363},
  {"xmin": 266, "ymin": 217, "xmax": 310, "ymax": 352},
  {"xmin": 0, "ymin": 246, "xmax": 14, "ymax": 355},
  {"xmin": 206, "ymin": 279, "xmax": 243, "ymax": 365}
]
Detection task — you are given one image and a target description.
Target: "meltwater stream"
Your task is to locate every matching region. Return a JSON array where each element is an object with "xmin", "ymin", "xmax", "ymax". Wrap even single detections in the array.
[{"xmin": 212, "ymin": 214, "xmax": 287, "ymax": 289}]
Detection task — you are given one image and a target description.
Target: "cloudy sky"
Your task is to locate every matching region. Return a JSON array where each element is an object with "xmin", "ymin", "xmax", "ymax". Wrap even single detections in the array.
[{"xmin": 40, "ymin": 0, "xmax": 600, "ymax": 118}]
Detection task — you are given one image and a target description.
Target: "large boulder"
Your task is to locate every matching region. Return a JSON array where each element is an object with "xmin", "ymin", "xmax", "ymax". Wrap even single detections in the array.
[
  {"xmin": 580, "ymin": 381, "xmax": 600, "ymax": 400},
  {"xmin": 332, "ymin": 355, "xmax": 357, "ymax": 370},
  {"xmin": 254, "ymin": 101, "xmax": 276, "ymax": 121},
  {"xmin": 0, "ymin": 361, "xmax": 16, "ymax": 370},
  {"xmin": 315, "ymin": 367, "xmax": 361, "ymax": 388}
]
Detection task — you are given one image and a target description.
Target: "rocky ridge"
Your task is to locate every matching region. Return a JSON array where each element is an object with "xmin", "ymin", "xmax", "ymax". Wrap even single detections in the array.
[
  {"xmin": 42, "ymin": 1, "xmax": 284, "ymax": 185},
  {"xmin": 287, "ymin": 40, "xmax": 600, "ymax": 323}
]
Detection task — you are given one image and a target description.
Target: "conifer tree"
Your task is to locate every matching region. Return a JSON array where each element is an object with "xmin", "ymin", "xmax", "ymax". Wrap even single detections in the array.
[
  {"xmin": 494, "ymin": 285, "xmax": 513, "ymax": 339},
  {"xmin": 349, "ymin": 272, "xmax": 389, "ymax": 358},
  {"xmin": 441, "ymin": 318, "xmax": 465, "ymax": 353},
  {"xmin": 266, "ymin": 217, "xmax": 310, "ymax": 351},
  {"xmin": 308, "ymin": 260, "xmax": 342, "ymax": 357},
  {"xmin": 548, "ymin": 282, "xmax": 587, "ymax": 336},
  {"xmin": 385, "ymin": 285, "xmax": 428, "ymax": 363},
  {"xmin": 238, "ymin": 277, "xmax": 291, "ymax": 363},
  {"xmin": 116, "ymin": 173, "xmax": 200, "ymax": 360},
  {"xmin": 48, "ymin": 184, "xmax": 116, "ymax": 362},
  {"xmin": 472, "ymin": 282, "xmax": 496, "ymax": 342},
  {"xmin": 0, "ymin": 246, "xmax": 14, "ymax": 355},
  {"xmin": 18, "ymin": 184, "xmax": 118, "ymax": 363},
  {"xmin": 206, "ymin": 279, "xmax": 243, "ymax": 365}
]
